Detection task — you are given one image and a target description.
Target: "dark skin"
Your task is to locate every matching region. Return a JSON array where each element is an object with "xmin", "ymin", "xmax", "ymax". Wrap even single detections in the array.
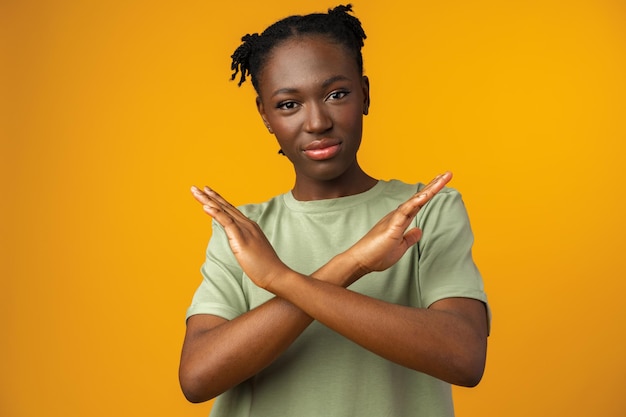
[
  {"xmin": 255, "ymin": 35, "xmax": 376, "ymax": 200},
  {"xmin": 179, "ymin": 35, "xmax": 488, "ymax": 404}
]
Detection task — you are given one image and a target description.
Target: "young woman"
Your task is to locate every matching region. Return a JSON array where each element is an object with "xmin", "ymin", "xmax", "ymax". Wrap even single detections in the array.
[{"xmin": 180, "ymin": 5, "xmax": 489, "ymax": 416}]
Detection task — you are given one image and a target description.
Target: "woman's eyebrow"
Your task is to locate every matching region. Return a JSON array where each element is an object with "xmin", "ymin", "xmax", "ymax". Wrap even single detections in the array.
[
  {"xmin": 271, "ymin": 87, "xmax": 298, "ymax": 98},
  {"xmin": 321, "ymin": 75, "xmax": 350, "ymax": 88},
  {"xmin": 270, "ymin": 75, "xmax": 351, "ymax": 98}
]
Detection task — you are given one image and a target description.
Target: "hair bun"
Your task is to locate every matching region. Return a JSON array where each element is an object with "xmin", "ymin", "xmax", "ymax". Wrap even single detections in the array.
[
  {"xmin": 230, "ymin": 33, "xmax": 261, "ymax": 86},
  {"xmin": 328, "ymin": 4, "xmax": 353, "ymax": 15},
  {"xmin": 327, "ymin": 3, "xmax": 366, "ymax": 46}
]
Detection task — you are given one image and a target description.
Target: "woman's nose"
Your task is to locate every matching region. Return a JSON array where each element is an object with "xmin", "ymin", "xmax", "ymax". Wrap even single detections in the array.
[{"xmin": 303, "ymin": 103, "xmax": 332, "ymax": 133}]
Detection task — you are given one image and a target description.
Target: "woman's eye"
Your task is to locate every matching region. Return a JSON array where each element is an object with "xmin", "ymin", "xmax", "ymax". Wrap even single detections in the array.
[
  {"xmin": 277, "ymin": 101, "xmax": 298, "ymax": 110},
  {"xmin": 328, "ymin": 90, "xmax": 349, "ymax": 101}
]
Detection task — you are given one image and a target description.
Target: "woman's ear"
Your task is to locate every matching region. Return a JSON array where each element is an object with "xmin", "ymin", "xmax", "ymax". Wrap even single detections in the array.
[
  {"xmin": 362, "ymin": 76, "xmax": 370, "ymax": 115},
  {"xmin": 256, "ymin": 96, "xmax": 273, "ymax": 134}
]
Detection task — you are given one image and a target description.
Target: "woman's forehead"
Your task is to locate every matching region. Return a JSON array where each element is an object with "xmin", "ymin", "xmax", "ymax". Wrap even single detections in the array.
[{"xmin": 258, "ymin": 36, "xmax": 360, "ymax": 91}]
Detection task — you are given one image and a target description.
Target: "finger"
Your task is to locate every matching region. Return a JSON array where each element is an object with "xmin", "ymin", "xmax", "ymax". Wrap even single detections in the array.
[
  {"xmin": 419, "ymin": 171, "xmax": 453, "ymax": 197},
  {"xmin": 191, "ymin": 186, "xmax": 238, "ymax": 222},
  {"xmin": 192, "ymin": 185, "xmax": 237, "ymax": 210},
  {"xmin": 192, "ymin": 186, "xmax": 236, "ymax": 214},
  {"xmin": 396, "ymin": 171, "xmax": 453, "ymax": 219},
  {"xmin": 202, "ymin": 204, "xmax": 253, "ymax": 256},
  {"xmin": 200, "ymin": 187, "xmax": 265, "ymax": 243},
  {"xmin": 191, "ymin": 185, "xmax": 213, "ymax": 205},
  {"xmin": 202, "ymin": 203, "xmax": 239, "ymax": 229},
  {"xmin": 403, "ymin": 227, "xmax": 423, "ymax": 247},
  {"xmin": 413, "ymin": 171, "xmax": 453, "ymax": 205},
  {"xmin": 203, "ymin": 186, "xmax": 248, "ymax": 221},
  {"xmin": 203, "ymin": 186, "xmax": 235, "ymax": 209}
]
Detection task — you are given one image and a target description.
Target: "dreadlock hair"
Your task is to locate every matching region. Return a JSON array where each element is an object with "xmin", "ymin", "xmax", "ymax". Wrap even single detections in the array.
[{"xmin": 230, "ymin": 4, "xmax": 367, "ymax": 92}]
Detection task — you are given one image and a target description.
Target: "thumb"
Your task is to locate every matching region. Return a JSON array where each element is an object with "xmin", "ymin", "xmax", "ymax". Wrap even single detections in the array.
[{"xmin": 403, "ymin": 228, "xmax": 423, "ymax": 248}]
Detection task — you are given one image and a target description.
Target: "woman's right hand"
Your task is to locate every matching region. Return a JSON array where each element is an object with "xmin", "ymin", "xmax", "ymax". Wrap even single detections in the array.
[
  {"xmin": 344, "ymin": 172, "xmax": 452, "ymax": 275},
  {"xmin": 190, "ymin": 185, "xmax": 292, "ymax": 290}
]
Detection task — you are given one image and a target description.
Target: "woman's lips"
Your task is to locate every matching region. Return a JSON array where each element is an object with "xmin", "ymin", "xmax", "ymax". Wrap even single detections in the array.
[{"xmin": 303, "ymin": 140, "xmax": 341, "ymax": 161}]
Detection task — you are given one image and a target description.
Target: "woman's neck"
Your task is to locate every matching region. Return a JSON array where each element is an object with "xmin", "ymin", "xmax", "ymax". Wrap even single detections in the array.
[{"xmin": 290, "ymin": 165, "xmax": 378, "ymax": 201}]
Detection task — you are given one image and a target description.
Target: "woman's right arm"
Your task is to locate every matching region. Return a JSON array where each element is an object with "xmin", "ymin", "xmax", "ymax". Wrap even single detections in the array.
[{"xmin": 179, "ymin": 251, "xmax": 364, "ymax": 403}]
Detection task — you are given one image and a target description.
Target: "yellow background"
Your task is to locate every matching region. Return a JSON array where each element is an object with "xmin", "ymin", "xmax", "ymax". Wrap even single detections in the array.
[{"xmin": 2, "ymin": 0, "xmax": 625, "ymax": 416}]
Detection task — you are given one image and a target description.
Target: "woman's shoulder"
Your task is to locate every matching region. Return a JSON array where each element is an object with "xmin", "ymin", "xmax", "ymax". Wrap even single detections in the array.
[
  {"xmin": 382, "ymin": 178, "xmax": 460, "ymax": 199},
  {"xmin": 237, "ymin": 192, "xmax": 289, "ymax": 222}
]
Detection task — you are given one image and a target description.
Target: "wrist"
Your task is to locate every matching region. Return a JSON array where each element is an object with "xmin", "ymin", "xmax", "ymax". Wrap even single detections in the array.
[
  {"xmin": 264, "ymin": 266, "xmax": 299, "ymax": 295},
  {"xmin": 326, "ymin": 252, "xmax": 369, "ymax": 287}
]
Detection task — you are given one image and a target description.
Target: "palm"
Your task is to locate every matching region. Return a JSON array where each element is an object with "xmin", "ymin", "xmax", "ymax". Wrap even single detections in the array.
[
  {"xmin": 346, "ymin": 172, "xmax": 452, "ymax": 274},
  {"xmin": 191, "ymin": 186, "xmax": 290, "ymax": 289}
]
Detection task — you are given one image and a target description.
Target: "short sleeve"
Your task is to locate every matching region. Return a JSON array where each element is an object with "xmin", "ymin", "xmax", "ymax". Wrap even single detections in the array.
[
  {"xmin": 416, "ymin": 188, "xmax": 490, "ymax": 322},
  {"xmin": 185, "ymin": 220, "xmax": 248, "ymax": 321}
]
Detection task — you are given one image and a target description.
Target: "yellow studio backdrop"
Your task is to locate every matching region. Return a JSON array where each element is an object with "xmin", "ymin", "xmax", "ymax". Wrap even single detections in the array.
[{"xmin": 2, "ymin": 0, "xmax": 625, "ymax": 416}]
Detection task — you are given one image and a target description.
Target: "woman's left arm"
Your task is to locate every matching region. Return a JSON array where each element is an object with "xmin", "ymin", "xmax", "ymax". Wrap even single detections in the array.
[{"xmin": 269, "ymin": 268, "xmax": 488, "ymax": 387}]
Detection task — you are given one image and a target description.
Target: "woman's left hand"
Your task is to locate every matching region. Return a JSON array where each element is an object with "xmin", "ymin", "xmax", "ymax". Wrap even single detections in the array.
[
  {"xmin": 191, "ymin": 186, "xmax": 291, "ymax": 290},
  {"xmin": 343, "ymin": 172, "xmax": 452, "ymax": 274}
]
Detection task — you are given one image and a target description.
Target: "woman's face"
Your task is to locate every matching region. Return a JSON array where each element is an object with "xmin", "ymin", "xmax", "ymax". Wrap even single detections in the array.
[{"xmin": 256, "ymin": 35, "xmax": 370, "ymax": 185}]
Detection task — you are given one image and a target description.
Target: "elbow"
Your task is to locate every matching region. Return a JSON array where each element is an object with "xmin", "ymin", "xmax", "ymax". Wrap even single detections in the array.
[
  {"xmin": 450, "ymin": 344, "xmax": 487, "ymax": 388},
  {"xmin": 182, "ymin": 392, "xmax": 207, "ymax": 404},
  {"xmin": 180, "ymin": 377, "xmax": 208, "ymax": 404},
  {"xmin": 181, "ymin": 387, "xmax": 210, "ymax": 404},
  {"xmin": 411, "ymin": 348, "xmax": 486, "ymax": 388},
  {"xmin": 179, "ymin": 366, "xmax": 218, "ymax": 404},
  {"xmin": 454, "ymin": 363, "xmax": 485, "ymax": 388},
  {"xmin": 439, "ymin": 359, "xmax": 484, "ymax": 388}
]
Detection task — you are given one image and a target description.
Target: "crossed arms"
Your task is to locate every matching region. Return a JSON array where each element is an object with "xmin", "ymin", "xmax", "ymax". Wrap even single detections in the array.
[{"xmin": 179, "ymin": 172, "xmax": 489, "ymax": 403}]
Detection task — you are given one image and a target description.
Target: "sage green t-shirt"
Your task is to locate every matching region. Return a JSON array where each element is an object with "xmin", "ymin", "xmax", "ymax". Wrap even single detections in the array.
[{"xmin": 187, "ymin": 180, "xmax": 489, "ymax": 417}]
